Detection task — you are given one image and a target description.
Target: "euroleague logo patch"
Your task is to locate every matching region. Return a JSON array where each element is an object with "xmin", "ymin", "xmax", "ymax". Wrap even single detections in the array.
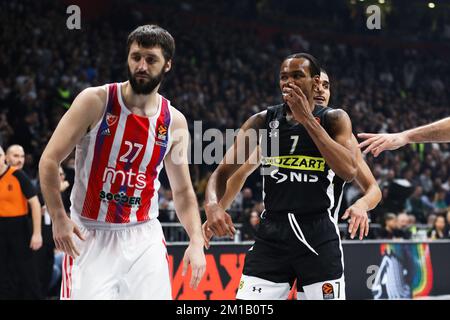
[
  {"xmin": 322, "ymin": 283, "xmax": 335, "ymax": 299},
  {"xmin": 157, "ymin": 124, "xmax": 168, "ymax": 140}
]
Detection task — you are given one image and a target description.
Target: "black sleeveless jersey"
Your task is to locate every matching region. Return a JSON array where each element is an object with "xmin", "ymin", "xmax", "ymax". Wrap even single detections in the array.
[{"xmin": 260, "ymin": 103, "xmax": 345, "ymax": 218}]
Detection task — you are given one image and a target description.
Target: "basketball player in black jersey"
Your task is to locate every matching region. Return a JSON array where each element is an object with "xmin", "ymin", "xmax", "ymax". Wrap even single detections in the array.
[
  {"xmin": 203, "ymin": 68, "xmax": 381, "ymax": 299},
  {"xmin": 205, "ymin": 53, "xmax": 366, "ymax": 299}
]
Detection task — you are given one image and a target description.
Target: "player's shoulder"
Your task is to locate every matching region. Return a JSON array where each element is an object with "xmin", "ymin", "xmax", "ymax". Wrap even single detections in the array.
[
  {"xmin": 266, "ymin": 103, "xmax": 284, "ymax": 113},
  {"xmin": 166, "ymin": 103, "xmax": 189, "ymax": 132},
  {"xmin": 323, "ymin": 107, "xmax": 352, "ymax": 132},
  {"xmin": 167, "ymin": 103, "xmax": 185, "ymax": 122},
  {"xmin": 325, "ymin": 107, "xmax": 350, "ymax": 122},
  {"xmin": 69, "ymin": 85, "xmax": 109, "ymax": 126},
  {"xmin": 75, "ymin": 85, "xmax": 108, "ymax": 107}
]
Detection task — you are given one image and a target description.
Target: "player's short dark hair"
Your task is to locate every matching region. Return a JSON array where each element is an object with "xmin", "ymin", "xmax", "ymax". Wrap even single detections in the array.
[
  {"xmin": 283, "ymin": 53, "xmax": 321, "ymax": 77},
  {"xmin": 126, "ymin": 25, "xmax": 175, "ymax": 62}
]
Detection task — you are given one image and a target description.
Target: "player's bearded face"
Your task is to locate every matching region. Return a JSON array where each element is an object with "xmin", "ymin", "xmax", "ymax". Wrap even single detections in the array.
[{"xmin": 128, "ymin": 65, "xmax": 165, "ymax": 95}]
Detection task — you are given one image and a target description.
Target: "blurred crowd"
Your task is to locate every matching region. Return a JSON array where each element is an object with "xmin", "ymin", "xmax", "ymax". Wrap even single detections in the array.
[{"xmin": 1, "ymin": 0, "xmax": 450, "ymax": 247}]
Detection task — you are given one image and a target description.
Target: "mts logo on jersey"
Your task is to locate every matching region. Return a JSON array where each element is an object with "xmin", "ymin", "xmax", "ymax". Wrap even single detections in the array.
[{"xmin": 102, "ymin": 166, "xmax": 146, "ymax": 189}]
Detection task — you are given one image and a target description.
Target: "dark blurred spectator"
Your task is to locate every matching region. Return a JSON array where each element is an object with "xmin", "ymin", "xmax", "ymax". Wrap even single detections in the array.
[
  {"xmin": 396, "ymin": 212, "xmax": 412, "ymax": 239},
  {"xmin": 406, "ymin": 186, "xmax": 430, "ymax": 223},
  {"xmin": 241, "ymin": 210, "xmax": 260, "ymax": 241},
  {"xmin": 377, "ymin": 213, "xmax": 410, "ymax": 239},
  {"xmin": 240, "ymin": 188, "xmax": 256, "ymax": 221},
  {"xmin": 377, "ymin": 213, "xmax": 398, "ymax": 239},
  {"xmin": 407, "ymin": 214, "xmax": 418, "ymax": 236},
  {"xmin": 427, "ymin": 215, "xmax": 449, "ymax": 240},
  {"xmin": 445, "ymin": 210, "xmax": 450, "ymax": 239},
  {"xmin": 433, "ymin": 188, "xmax": 448, "ymax": 215},
  {"xmin": 159, "ymin": 188, "xmax": 176, "ymax": 222},
  {"xmin": 427, "ymin": 213, "xmax": 437, "ymax": 230}
]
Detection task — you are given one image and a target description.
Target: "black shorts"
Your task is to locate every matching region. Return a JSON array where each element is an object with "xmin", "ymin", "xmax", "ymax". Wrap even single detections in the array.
[{"xmin": 242, "ymin": 211, "xmax": 344, "ymax": 288}]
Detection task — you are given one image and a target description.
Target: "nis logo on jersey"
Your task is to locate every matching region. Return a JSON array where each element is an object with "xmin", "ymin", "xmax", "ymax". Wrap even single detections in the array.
[{"xmin": 270, "ymin": 169, "xmax": 318, "ymax": 184}]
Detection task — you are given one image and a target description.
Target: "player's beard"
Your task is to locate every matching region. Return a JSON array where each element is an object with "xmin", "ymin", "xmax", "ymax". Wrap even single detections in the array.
[{"xmin": 127, "ymin": 66, "xmax": 165, "ymax": 95}]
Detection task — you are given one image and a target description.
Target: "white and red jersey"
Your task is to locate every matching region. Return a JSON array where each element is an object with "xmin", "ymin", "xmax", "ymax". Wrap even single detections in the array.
[{"xmin": 70, "ymin": 82, "xmax": 173, "ymax": 229}]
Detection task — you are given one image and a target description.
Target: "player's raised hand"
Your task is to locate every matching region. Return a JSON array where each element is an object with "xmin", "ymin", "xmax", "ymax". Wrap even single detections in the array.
[
  {"xmin": 358, "ymin": 132, "xmax": 408, "ymax": 157},
  {"xmin": 283, "ymin": 83, "xmax": 313, "ymax": 125},
  {"xmin": 182, "ymin": 241, "xmax": 206, "ymax": 290},
  {"xmin": 204, "ymin": 202, "xmax": 236, "ymax": 238},
  {"xmin": 342, "ymin": 204, "xmax": 369, "ymax": 240}
]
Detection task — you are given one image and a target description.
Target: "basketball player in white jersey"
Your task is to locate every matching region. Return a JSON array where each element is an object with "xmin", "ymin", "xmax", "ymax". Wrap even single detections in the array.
[{"xmin": 39, "ymin": 25, "xmax": 206, "ymax": 300}]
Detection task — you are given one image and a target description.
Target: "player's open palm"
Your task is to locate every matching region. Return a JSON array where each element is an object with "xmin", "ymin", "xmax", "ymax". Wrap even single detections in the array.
[
  {"xmin": 52, "ymin": 214, "xmax": 85, "ymax": 258},
  {"xmin": 182, "ymin": 243, "xmax": 206, "ymax": 290},
  {"xmin": 342, "ymin": 205, "xmax": 369, "ymax": 240},
  {"xmin": 358, "ymin": 132, "xmax": 408, "ymax": 157}
]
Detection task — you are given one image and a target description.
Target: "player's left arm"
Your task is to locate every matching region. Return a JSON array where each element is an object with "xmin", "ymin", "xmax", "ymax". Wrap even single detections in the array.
[
  {"xmin": 342, "ymin": 135, "xmax": 382, "ymax": 239},
  {"xmin": 164, "ymin": 107, "xmax": 206, "ymax": 289}
]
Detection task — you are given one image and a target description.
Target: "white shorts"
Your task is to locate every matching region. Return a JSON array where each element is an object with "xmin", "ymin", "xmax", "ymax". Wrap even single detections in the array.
[
  {"xmin": 61, "ymin": 219, "xmax": 171, "ymax": 300},
  {"xmin": 236, "ymin": 274, "xmax": 345, "ymax": 300}
]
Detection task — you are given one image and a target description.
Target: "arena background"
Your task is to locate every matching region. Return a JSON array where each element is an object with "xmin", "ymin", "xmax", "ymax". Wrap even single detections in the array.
[{"xmin": 1, "ymin": 0, "xmax": 449, "ymax": 300}]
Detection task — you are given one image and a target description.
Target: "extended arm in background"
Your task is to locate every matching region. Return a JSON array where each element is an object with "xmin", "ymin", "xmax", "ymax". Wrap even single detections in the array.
[{"xmin": 358, "ymin": 117, "xmax": 450, "ymax": 157}]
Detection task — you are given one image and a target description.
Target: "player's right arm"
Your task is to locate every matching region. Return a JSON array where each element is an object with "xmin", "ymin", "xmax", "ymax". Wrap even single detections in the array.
[
  {"xmin": 39, "ymin": 87, "xmax": 106, "ymax": 258},
  {"xmin": 204, "ymin": 111, "xmax": 266, "ymax": 238},
  {"xmin": 220, "ymin": 148, "xmax": 261, "ymax": 210},
  {"xmin": 202, "ymin": 148, "xmax": 261, "ymax": 248},
  {"xmin": 358, "ymin": 117, "xmax": 450, "ymax": 157}
]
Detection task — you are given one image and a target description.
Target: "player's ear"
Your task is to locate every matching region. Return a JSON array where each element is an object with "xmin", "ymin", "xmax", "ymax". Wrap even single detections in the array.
[
  {"xmin": 312, "ymin": 74, "xmax": 320, "ymax": 90},
  {"xmin": 312, "ymin": 74, "xmax": 320, "ymax": 85},
  {"xmin": 164, "ymin": 60, "xmax": 172, "ymax": 73}
]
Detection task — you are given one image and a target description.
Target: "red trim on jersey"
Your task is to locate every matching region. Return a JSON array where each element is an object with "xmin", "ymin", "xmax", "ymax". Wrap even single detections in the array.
[
  {"xmin": 105, "ymin": 113, "xmax": 150, "ymax": 223},
  {"xmin": 136, "ymin": 97, "xmax": 170, "ymax": 221},
  {"xmin": 61, "ymin": 254, "xmax": 71, "ymax": 299},
  {"xmin": 68, "ymin": 256, "xmax": 73, "ymax": 299},
  {"xmin": 81, "ymin": 83, "xmax": 121, "ymax": 220},
  {"xmin": 61, "ymin": 255, "xmax": 66, "ymax": 299}
]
